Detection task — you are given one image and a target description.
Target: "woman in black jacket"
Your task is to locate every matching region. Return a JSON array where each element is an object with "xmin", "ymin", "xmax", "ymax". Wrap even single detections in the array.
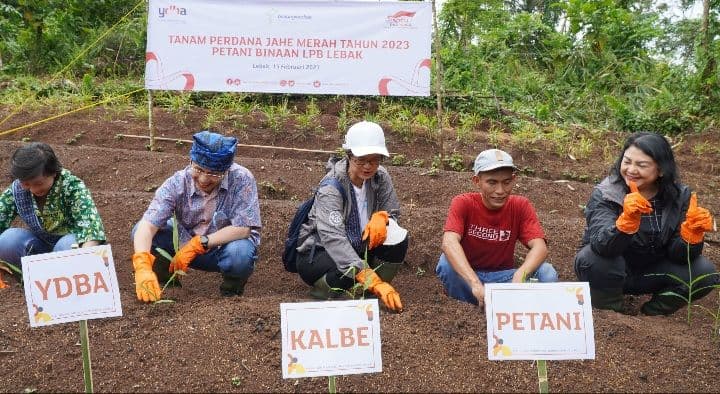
[{"xmin": 574, "ymin": 132, "xmax": 716, "ymax": 315}]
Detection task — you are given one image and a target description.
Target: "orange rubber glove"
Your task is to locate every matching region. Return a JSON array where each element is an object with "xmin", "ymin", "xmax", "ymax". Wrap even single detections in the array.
[
  {"xmin": 356, "ymin": 268, "xmax": 403, "ymax": 312},
  {"xmin": 680, "ymin": 193, "xmax": 714, "ymax": 244},
  {"xmin": 0, "ymin": 272, "xmax": 8, "ymax": 289},
  {"xmin": 616, "ymin": 181, "xmax": 653, "ymax": 234},
  {"xmin": 133, "ymin": 252, "xmax": 161, "ymax": 302},
  {"xmin": 362, "ymin": 211, "xmax": 389, "ymax": 250},
  {"xmin": 170, "ymin": 235, "xmax": 206, "ymax": 273}
]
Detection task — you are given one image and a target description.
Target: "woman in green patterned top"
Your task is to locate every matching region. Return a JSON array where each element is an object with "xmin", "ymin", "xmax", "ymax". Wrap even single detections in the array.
[{"xmin": 0, "ymin": 142, "xmax": 106, "ymax": 288}]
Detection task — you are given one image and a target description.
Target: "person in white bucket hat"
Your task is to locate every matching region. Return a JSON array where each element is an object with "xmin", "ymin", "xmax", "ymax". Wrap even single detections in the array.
[
  {"xmin": 294, "ymin": 121, "xmax": 408, "ymax": 313},
  {"xmin": 435, "ymin": 148, "xmax": 558, "ymax": 307}
]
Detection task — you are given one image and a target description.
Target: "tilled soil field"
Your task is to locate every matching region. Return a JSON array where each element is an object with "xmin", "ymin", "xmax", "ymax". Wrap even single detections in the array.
[{"xmin": 1, "ymin": 105, "xmax": 720, "ymax": 392}]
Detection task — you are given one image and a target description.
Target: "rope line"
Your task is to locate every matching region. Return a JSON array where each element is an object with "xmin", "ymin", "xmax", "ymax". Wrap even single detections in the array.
[
  {"xmin": 0, "ymin": 88, "xmax": 146, "ymax": 137},
  {"xmin": 0, "ymin": 0, "xmax": 146, "ymax": 128}
]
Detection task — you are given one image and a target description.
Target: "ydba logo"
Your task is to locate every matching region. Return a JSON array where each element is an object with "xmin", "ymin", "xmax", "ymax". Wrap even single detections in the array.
[
  {"xmin": 158, "ymin": 4, "xmax": 187, "ymax": 18},
  {"xmin": 386, "ymin": 10, "xmax": 416, "ymax": 28}
]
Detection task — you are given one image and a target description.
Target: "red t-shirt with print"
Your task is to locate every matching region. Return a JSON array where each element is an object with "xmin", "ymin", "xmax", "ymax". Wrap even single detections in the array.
[{"xmin": 443, "ymin": 193, "xmax": 545, "ymax": 271}]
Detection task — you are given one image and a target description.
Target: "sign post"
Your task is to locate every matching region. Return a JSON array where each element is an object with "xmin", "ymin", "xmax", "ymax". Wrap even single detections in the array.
[
  {"xmin": 280, "ymin": 299, "xmax": 382, "ymax": 380},
  {"xmin": 485, "ymin": 282, "xmax": 595, "ymax": 391},
  {"xmin": 21, "ymin": 245, "xmax": 123, "ymax": 393}
]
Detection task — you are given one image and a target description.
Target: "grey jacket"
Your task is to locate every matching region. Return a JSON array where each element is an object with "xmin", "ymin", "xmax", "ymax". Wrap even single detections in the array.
[
  {"xmin": 297, "ymin": 157, "xmax": 401, "ymax": 273},
  {"xmin": 580, "ymin": 175, "xmax": 701, "ymax": 266}
]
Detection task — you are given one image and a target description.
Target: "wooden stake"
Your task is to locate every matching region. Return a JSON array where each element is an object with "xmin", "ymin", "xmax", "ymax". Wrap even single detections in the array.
[{"xmin": 431, "ymin": 0, "xmax": 446, "ymax": 168}]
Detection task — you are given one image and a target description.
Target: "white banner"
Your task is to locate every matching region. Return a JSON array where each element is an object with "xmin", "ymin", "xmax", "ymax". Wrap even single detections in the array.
[
  {"xmin": 280, "ymin": 299, "xmax": 382, "ymax": 378},
  {"xmin": 485, "ymin": 282, "xmax": 595, "ymax": 360},
  {"xmin": 22, "ymin": 245, "xmax": 123, "ymax": 327},
  {"xmin": 145, "ymin": 0, "xmax": 432, "ymax": 96}
]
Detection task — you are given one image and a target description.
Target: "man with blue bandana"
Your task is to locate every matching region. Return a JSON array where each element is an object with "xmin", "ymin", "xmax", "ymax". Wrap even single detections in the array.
[{"xmin": 131, "ymin": 131, "xmax": 261, "ymax": 302}]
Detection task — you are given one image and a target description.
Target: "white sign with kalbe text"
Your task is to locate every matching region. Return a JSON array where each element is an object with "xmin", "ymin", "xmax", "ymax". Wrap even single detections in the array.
[
  {"xmin": 280, "ymin": 299, "xmax": 382, "ymax": 378},
  {"xmin": 22, "ymin": 245, "xmax": 122, "ymax": 327}
]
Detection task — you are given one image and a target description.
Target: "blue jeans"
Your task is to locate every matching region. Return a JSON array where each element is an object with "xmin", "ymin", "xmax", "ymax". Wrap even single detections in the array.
[
  {"xmin": 435, "ymin": 253, "xmax": 558, "ymax": 305},
  {"xmin": 132, "ymin": 221, "xmax": 257, "ymax": 280},
  {"xmin": 0, "ymin": 228, "xmax": 77, "ymax": 268}
]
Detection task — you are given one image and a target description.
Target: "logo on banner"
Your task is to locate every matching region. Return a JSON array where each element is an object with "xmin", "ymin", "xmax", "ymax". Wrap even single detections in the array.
[
  {"xmin": 158, "ymin": 4, "xmax": 187, "ymax": 18},
  {"xmin": 386, "ymin": 10, "xmax": 416, "ymax": 28},
  {"xmin": 267, "ymin": 8, "xmax": 312, "ymax": 24}
]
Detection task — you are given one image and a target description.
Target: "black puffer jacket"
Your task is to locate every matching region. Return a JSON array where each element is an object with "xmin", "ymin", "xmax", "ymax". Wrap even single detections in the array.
[{"xmin": 580, "ymin": 175, "xmax": 702, "ymax": 267}]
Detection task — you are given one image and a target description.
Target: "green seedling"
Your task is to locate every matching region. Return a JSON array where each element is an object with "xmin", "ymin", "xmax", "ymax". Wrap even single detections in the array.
[
  {"xmin": 693, "ymin": 290, "xmax": 720, "ymax": 339},
  {"xmin": 646, "ymin": 242, "xmax": 720, "ymax": 324},
  {"xmin": 145, "ymin": 214, "xmax": 187, "ymax": 303},
  {"xmin": 230, "ymin": 376, "xmax": 243, "ymax": 387},
  {"xmin": 647, "ymin": 242, "xmax": 720, "ymax": 323},
  {"xmin": 0, "ymin": 259, "xmax": 23, "ymax": 284}
]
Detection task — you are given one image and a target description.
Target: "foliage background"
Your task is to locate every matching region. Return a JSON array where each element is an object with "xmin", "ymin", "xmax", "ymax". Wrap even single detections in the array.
[{"xmin": 0, "ymin": 0, "xmax": 718, "ymax": 136}]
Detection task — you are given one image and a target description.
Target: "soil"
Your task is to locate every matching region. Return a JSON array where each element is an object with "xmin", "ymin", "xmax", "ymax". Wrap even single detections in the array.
[{"xmin": 1, "ymin": 103, "xmax": 720, "ymax": 393}]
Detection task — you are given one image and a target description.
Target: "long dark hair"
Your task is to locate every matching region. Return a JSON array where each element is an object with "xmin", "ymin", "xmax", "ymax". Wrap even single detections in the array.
[
  {"xmin": 11, "ymin": 142, "xmax": 62, "ymax": 181},
  {"xmin": 611, "ymin": 132, "xmax": 680, "ymax": 200}
]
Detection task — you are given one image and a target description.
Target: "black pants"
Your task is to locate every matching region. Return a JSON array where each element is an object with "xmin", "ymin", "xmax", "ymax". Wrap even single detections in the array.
[
  {"xmin": 574, "ymin": 244, "xmax": 718, "ymax": 298},
  {"xmin": 296, "ymin": 237, "xmax": 409, "ymax": 290}
]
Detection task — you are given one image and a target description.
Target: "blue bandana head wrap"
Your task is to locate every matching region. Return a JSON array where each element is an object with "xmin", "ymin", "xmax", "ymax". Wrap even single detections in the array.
[{"xmin": 189, "ymin": 131, "xmax": 237, "ymax": 172}]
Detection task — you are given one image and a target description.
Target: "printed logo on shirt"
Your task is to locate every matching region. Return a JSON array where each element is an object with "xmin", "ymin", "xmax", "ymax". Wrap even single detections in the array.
[
  {"xmin": 467, "ymin": 224, "xmax": 511, "ymax": 242},
  {"xmin": 329, "ymin": 211, "xmax": 343, "ymax": 227}
]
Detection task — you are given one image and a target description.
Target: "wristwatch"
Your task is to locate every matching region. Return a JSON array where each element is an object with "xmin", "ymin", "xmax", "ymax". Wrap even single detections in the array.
[{"xmin": 199, "ymin": 235, "xmax": 210, "ymax": 251}]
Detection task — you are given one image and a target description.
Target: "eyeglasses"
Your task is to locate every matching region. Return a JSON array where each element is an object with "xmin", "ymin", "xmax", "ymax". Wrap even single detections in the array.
[
  {"xmin": 190, "ymin": 163, "xmax": 225, "ymax": 179},
  {"xmin": 351, "ymin": 156, "xmax": 383, "ymax": 167}
]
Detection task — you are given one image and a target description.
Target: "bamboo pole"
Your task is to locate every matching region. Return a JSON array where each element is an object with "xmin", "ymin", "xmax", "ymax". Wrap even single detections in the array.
[
  {"xmin": 148, "ymin": 90, "xmax": 155, "ymax": 151},
  {"xmin": 431, "ymin": 0, "xmax": 446, "ymax": 168}
]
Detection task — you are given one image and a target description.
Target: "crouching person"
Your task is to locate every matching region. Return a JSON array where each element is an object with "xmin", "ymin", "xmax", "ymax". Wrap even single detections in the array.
[
  {"xmin": 131, "ymin": 131, "xmax": 261, "ymax": 302},
  {"xmin": 574, "ymin": 132, "xmax": 716, "ymax": 315},
  {"xmin": 436, "ymin": 149, "xmax": 558, "ymax": 307},
  {"xmin": 0, "ymin": 142, "xmax": 106, "ymax": 288},
  {"xmin": 295, "ymin": 121, "xmax": 408, "ymax": 312}
]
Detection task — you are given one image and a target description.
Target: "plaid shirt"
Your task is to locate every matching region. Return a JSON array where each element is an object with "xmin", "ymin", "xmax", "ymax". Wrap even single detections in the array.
[
  {"xmin": 142, "ymin": 163, "xmax": 262, "ymax": 246},
  {"xmin": 0, "ymin": 169, "xmax": 106, "ymax": 244}
]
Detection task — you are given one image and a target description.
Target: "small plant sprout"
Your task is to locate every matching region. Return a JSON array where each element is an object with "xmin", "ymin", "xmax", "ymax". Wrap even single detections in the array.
[
  {"xmin": 647, "ymin": 243, "xmax": 720, "ymax": 324},
  {"xmin": 150, "ymin": 215, "xmax": 186, "ymax": 303},
  {"xmin": 693, "ymin": 290, "xmax": 720, "ymax": 340},
  {"xmin": 0, "ymin": 259, "xmax": 22, "ymax": 284}
]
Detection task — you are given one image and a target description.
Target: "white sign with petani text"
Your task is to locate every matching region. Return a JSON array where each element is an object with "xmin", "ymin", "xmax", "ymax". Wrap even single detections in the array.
[{"xmin": 485, "ymin": 282, "xmax": 595, "ymax": 360}]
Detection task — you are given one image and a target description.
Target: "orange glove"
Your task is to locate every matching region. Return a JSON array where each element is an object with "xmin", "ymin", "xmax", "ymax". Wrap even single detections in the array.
[
  {"xmin": 356, "ymin": 268, "xmax": 403, "ymax": 312},
  {"xmin": 616, "ymin": 181, "xmax": 653, "ymax": 234},
  {"xmin": 681, "ymin": 193, "xmax": 714, "ymax": 244},
  {"xmin": 170, "ymin": 235, "xmax": 206, "ymax": 273},
  {"xmin": 133, "ymin": 252, "xmax": 161, "ymax": 302},
  {"xmin": 0, "ymin": 272, "xmax": 8, "ymax": 289},
  {"xmin": 362, "ymin": 211, "xmax": 389, "ymax": 250}
]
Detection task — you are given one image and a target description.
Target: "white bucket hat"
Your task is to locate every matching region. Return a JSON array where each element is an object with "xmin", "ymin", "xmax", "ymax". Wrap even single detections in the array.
[{"xmin": 342, "ymin": 121, "xmax": 390, "ymax": 157}]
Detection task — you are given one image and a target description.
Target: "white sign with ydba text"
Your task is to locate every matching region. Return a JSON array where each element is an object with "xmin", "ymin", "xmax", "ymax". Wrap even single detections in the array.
[
  {"xmin": 485, "ymin": 282, "xmax": 595, "ymax": 360},
  {"xmin": 22, "ymin": 245, "xmax": 122, "ymax": 327},
  {"xmin": 280, "ymin": 299, "xmax": 382, "ymax": 379}
]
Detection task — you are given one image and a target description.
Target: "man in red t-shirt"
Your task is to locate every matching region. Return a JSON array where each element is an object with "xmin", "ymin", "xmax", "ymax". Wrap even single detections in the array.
[{"xmin": 436, "ymin": 149, "xmax": 558, "ymax": 306}]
